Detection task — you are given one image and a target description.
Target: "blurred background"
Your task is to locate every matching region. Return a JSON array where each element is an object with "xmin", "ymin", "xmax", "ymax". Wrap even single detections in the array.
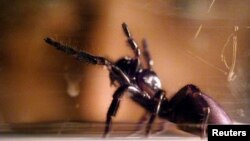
[{"xmin": 0, "ymin": 0, "xmax": 250, "ymax": 136}]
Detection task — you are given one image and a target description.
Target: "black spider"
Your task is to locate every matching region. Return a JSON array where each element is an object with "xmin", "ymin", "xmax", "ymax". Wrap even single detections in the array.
[{"xmin": 44, "ymin": 23, "xmax": 232, "ymax": 137}]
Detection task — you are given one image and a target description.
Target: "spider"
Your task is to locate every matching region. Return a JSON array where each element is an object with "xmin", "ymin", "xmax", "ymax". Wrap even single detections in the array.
[{"xmin": 44, "ymin": 23, "xmax": 232, "ymax": 137}]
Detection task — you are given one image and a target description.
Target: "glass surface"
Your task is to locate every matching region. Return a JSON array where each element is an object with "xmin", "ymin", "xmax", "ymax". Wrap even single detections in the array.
[{"xmin": 0, "ymin": 0, "xmax": 250, "ymax": 139}]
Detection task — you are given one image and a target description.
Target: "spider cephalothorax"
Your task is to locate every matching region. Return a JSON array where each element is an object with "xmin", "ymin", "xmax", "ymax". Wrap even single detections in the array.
[{"xmin": 109, "ymin": 57, "xmax": 140, "ymax": 85}]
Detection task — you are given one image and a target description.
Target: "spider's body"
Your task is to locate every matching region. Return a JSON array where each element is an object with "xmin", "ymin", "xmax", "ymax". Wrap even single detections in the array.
[
  {"xmin": 44, "ymin": 23, "xmax": 232, "ymax": 137},
  {"xmin": 110, "ymin": 57, "xmax": 161, "ymax": 96}
]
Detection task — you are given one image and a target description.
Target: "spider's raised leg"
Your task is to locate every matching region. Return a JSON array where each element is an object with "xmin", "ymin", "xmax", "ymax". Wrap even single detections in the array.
[
  {"xmin": 122, "ymin": 23, "xmax": 141, "ymax": 58},
  {"xmin": 146, "ymin": 90, "xmax": 165, "ymax": 136},
  {"xmin": 45, "ymin": 37, "xmax": 131, "ymax": 84},
  {"xmin": 45, "ymin": 38, "xmax": 112, "ymax": 66},
  {"xmin": 142, "ymin": 39, "xmax": 153, "ymax": 70}
]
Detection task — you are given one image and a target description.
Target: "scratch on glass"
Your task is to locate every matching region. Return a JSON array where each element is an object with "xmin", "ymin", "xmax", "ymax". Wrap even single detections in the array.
[
  {"xmin": 194, "ymin": 0, "xmax": 216, "ymax": 40},
  {"xmin": 194, "ymin": 24, "xmax": 203, "ymax": 40},
  {"xmin": 185, "ymin": 50, "xmax": 227, "ymax": 75},
  {"xmin": 221, "ymin": 26, "xmax": 238, "ymax": 82},
  {"xmin": 207, "ymin": 0, "xmax": 216, "ymax": 13}
]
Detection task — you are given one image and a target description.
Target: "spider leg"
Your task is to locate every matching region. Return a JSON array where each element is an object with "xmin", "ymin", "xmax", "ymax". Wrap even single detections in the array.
[
  {"xmin": 146, "ymin": 90, "xmax": 165, "ymax": 136},
  {"xmin": 129, "ymin": 111, "xmax": 165, "ymax": 137},
  {"xmin": 44, "ymin": 38, "xmax": 112, "ymax": 66},
  {"xmin": 142, "ymin": 39, "xmax": 153, "ymax": 69},
  {"xmin": 128, "ymin": 111, "xmax": 149, "ymax": 137},
  {"xmin": 104, "ymin": 85, "xmax": 152, "ymax": 137},
  {"xmin": 137, "ymin": 111, "xmax": 149, "ymax": 129},
  {"xmin": 122, "ymin": 23, "xmax": 141, "ymax": 57},
  {"xmin": 45, "ymin": 37, "xmax": 131, "ymax": 84},
  {"xmin": 104, "ymin": 85, "xmax": 130, "ymax": 137}
]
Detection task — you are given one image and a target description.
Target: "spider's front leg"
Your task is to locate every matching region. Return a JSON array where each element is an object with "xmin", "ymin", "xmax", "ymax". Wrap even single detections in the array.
[
  {"xmin": 104, "ymin": 85, "xmax": 129, "ymax": 137},
  {"xmin": 104, "ymin": 85, "xmax": 145, "ymax": 137},
  {"xmin": 122, "ymin": 23, "xmax": 141, "ymax": 58},
  {"xmin": 44, "ymin": 38, "xmax": 112, "ymax": 66},
  {"xmin": 104, "ymin": 83, "xmax": 164, "ymax": 138}
]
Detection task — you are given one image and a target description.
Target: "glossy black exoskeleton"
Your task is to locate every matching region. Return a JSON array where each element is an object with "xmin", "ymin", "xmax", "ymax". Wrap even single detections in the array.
[{"xmin": 44, "ymin": 23, "xmax": 232, "ymax": 137}]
